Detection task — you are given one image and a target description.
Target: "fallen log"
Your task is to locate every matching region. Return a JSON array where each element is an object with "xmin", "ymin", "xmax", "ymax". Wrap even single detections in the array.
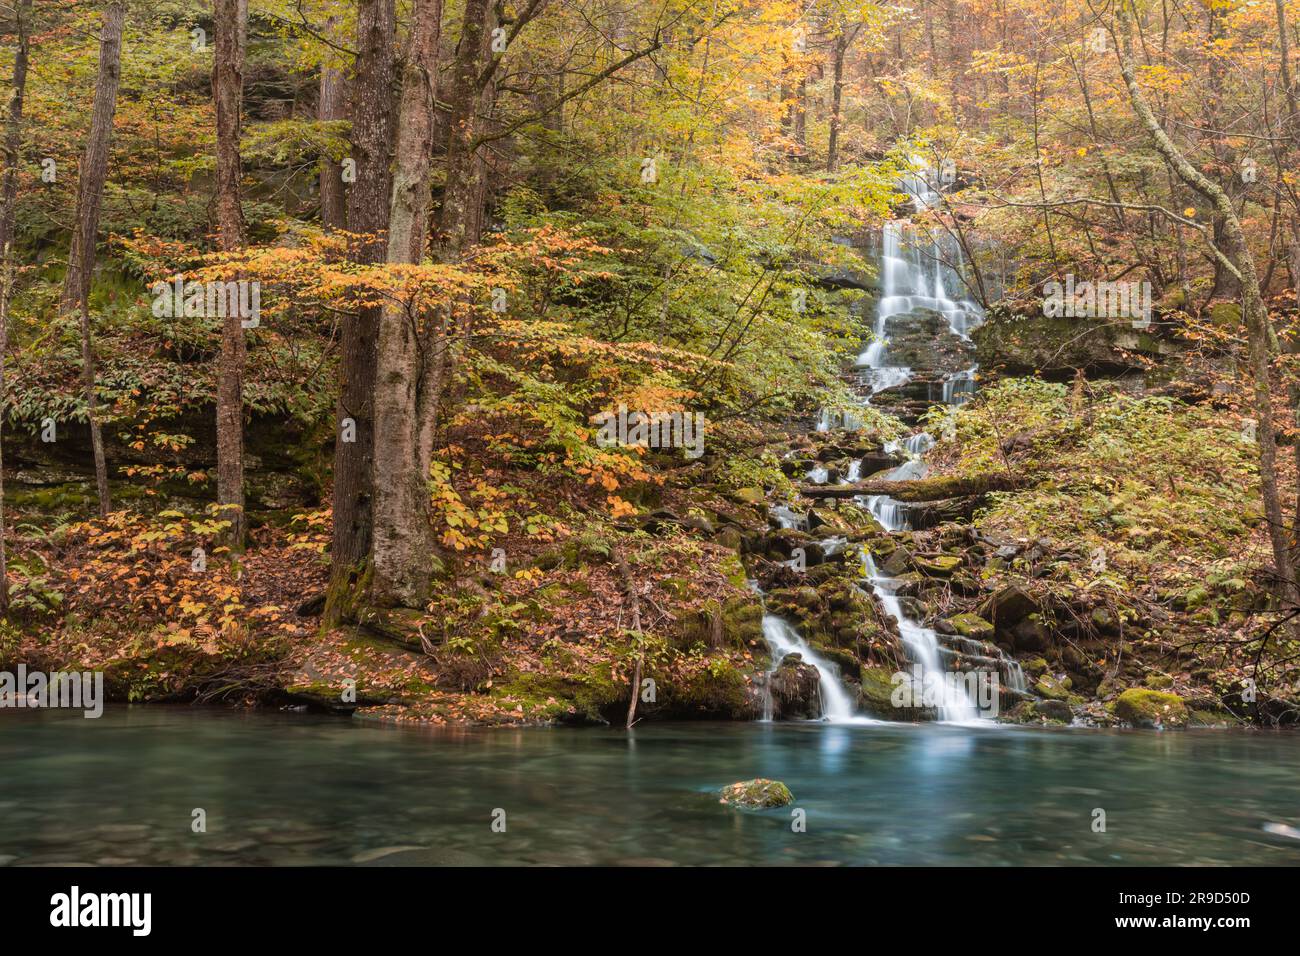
[
  {"xmin": 798, "ymin": 473, "xmax": 1024, "ymax": 502},
  {"xmin": 908, "ymin": 495, "xmax": 984, "ymax": 529}
]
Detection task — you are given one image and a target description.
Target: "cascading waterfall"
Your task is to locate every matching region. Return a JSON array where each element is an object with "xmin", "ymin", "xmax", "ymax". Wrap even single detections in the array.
[
  {"xmin": 852, "ymin": 163, "xmax": 1017, "ymax": 722},
  {"xmin": 856, "ymin": 169, "xmax": 983, "ymax": 388},
  {"xmin": 764, "ymin": 161, "xmax": 1021, "ymax": 724}
]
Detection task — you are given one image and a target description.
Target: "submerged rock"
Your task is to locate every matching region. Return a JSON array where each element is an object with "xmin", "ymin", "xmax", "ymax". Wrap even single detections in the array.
[{"xmin": 719, "ymin": 778, "xmax": 794, "ymax": 809}]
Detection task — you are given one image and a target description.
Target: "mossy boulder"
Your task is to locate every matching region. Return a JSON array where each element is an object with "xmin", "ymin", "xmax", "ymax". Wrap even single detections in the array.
[
  {"xmin": 1114, "ymin": 688, "xmax": 1188, "ymax": 728},
  {"xmin": 1207, "ymin": 302, "xmax": 1242, "ymax": 327},
  {"xmin": 943, "ymin": 613, "xmax": 994, "ymax": 640},
  {"xmin": 1143, "ymin": 672, "xmax": 1174, "ymax": 689},
  {"xmin": 1034, "ymin": 672, "xmax": 1073, "ymax": 701},
  {"xmin": 857, "ymin": 665, "xmax": 918, "ymax": 720},
  {"xmin": 719, "ymin": 778, "xmax": 794, "ymax": 809},
  {"xmin": 977, "ymin": 585, "xmax": 1038, "ymax": 632},
  {"xmin": 731, "ymin": 487, "xmax": 766, "ymax": 505},
  {"xmin": 915, "ymin": 554, "xmax": 962, "ymax": 577}
]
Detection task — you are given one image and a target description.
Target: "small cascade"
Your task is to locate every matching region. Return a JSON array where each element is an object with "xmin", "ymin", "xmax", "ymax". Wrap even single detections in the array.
[
  {"xmin": 862, "ymin": 552, "xmax": 980, "ymax": 723},
  {"xmin": 943, "ymin": 367, "xmax": 977, "ymax": 406},
  {"xmin": 846, "ymin": 161, "xmax": 1015, "ymax": 722},
  {"xmin": 902, "ymin": 432, "xmax": 935, "ymax": 456},
  {"xmin": 760, "ymin": 160, "xmax": 1020, "ymax": 726},
  {"xmin": 770, "ymin": 505, "xmax": 808, "ymax": 531},
  {"xmin": 760, "ymin": 615, "xmax": 861, "ymax": 722}
]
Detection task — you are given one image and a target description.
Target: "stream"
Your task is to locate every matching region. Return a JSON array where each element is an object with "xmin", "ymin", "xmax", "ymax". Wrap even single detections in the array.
[{"xmin": 2, "ymin": 707, "xmax": 1299, "ymax": 866}]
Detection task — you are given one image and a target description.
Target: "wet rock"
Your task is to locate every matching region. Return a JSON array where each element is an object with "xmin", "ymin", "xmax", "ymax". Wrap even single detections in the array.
[
  {"xmin": 768, "ymin": 653, "xmax": 822, "ymax": 719},
  {"xmin": 713, "ymin": 526, "xmax": 744, "ymax": 551},
  {"xmin": 1034, "ymin": 672, "xmax": 1073, "ymax": 701},
  {"xmin": 882, "ymin": 546, "xmax": 914, "ymax": 575},
  {"xmin": 858, "ymin": 665, "xmax": 903, "ymax": 719},
  {"xmin": 719, "ymin": 778, "xmax": 794, "ymax": 809},
  {"xmin": 1034, "ymin": 699, "xmax": 1073, "ymax": 722},
  {"xmin": 883, "ymin": 571, "xmax": 925, "ymax": 596},
  {"xmin": 1008, "ymin": 616, "xmax": 1049, "ymax": 651}
]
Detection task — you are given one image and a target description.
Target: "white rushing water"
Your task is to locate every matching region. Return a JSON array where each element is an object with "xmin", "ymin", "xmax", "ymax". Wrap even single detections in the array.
[
  {"xmin": 856, "ymin": 163, "xmax": 983, "ymax": 385},
  {"xmin": 760, "ymin": 615, "xmax": 871, "ymax": 723}
]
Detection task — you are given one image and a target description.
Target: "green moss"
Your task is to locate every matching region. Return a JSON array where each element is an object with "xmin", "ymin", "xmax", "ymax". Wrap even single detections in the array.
[
  {"xmin": 858, "ymin": 665, "xmax": 899, "ymax": 718},
  {"xmin": 496, "ymin": 666, "xmax": 623, "ymax": 724},
  {"xmin": 1034, "ymin": 673, "xmax": 1072, "ymax": 701},
  {"xmin": 915, "ymin": 554, "xmax": 962, "ymax": 577},
  {"xmin": 945, "ymin": 613, "xmax": 994, "ymax": 639},
  {"xmin": 1207, "ymin": 302, "xmax": 1242, "ymax": 327},
  {"xmin": 1114, "ymin": 688, "xmax": 1188, "ymax": 727},
  {"xmin": 718, "ymin": 778, "xmax": 793, "ymax": 809},
  {"xmin": 670, "ymin": 659, "xmax": 754, "ymax": 717}
]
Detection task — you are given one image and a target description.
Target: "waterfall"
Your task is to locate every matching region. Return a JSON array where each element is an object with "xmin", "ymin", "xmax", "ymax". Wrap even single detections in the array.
[
  {"xmin": 856, "ymin": 165, "xmax": 983, "ymax": 386},
  {"xmin": 850, "ymin": 162, "xmax": 1009, "ymax": 722},
  {"xmin": 763, "ymin": 160, "xmax": 1018, "ymax": 724},
  {"xmin": 760, "ymin": 615, "xmax": 864, "ymax": 723}
]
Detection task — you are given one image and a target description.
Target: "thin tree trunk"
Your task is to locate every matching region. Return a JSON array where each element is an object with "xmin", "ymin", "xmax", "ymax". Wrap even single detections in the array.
[
  {"xmin": 325, "ymin": 0, "xmax": 396, "ymax": 623},
  {"xmin": 613, "ymin": 546, "xmax": 643, "ymax": 729},
  {"xmin": 60, "ymin": 0, "xmax": 125, "ymax": 518},
  {"xmin": 367, "ymin": 0, "xmax": 448, "ymax": 608},
  {"xmin": 827, "ymin": 33, "xmax": 846, "ymax": 172},
  {"xmin": 436, "ymin": 0, "xmax": 493, "ymax": 262},
  {"xmin": 213, "ymin": 0, "xmax": 248, "ymax": 549},
  {"xmin": 318, "ymin": 17, "xmax": 347, "ymax": 230},
  {"xmin": 1279, "ymin": 0, "xmax": 1299, "ymax": 139},
  {"xmin": 1115, "ymin": 0, "xmax": 1296, "ymax": 600},
  {"xmin": 0, "ymin": 0, "xmax": 31, "ymax": 612}
]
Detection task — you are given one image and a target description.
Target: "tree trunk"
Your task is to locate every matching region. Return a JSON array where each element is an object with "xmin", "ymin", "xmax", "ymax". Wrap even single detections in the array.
[
  {"xmin": 827, "ymin": 33, "xmax": 846, "ymax": 172},
  {"xmin": 367, "ymin": 0, "xmax": 448, "ymax": 608},
  {"xmin": 435, "ymin": 0, "xmax": 493, "ymax": 262},
  {"xmin": 60, "ymin": 0, "xmax": 125, "ymax": 519},
  {"xmin": 325, "ymin": 0, "xmax": 397, "ymax": 623},
  {"xmin": 1115, "ymin": 0, "xmax": 1295, "ymax": 600},
  {"xmin": 0, "ymin": 0, "xmax": 29, "ymax": 613},
  {"xmin": 318, "ymin": 23, "xmax": 347, "ymax": 230},
  {"xmin": 213, "ymin": 0, "xmax": 248, "ymax": 549}
]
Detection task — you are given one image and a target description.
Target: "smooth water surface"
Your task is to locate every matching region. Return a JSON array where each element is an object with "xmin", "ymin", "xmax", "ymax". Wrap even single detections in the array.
[{"xmin": 3, "ymin": 708, "xmax": 1299, "ymax": 866}]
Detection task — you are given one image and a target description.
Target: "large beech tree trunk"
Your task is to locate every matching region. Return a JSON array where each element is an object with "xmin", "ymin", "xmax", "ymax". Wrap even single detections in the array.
[
  {"xmin": 325, "ymin": 0, "xmax": 396, "ymax": 623},
  {"xmin": 213, "ymin": 0, "xmax": 248, "ymax": 549},
  {"xmin": 368, "ymin": 0, "xmax": 450, "ymax": 608},
  {"xmin": 0, "ymin": 0, "xmax": 32, "ymax": 612},
  {"xmin": 1115, "ymin": 0, "xmax": 1295, "ymax": 600},
  {"xmin": 61, "ymin": 0, "xmax": 125, "ymax": 519},
  {"xmin": 369, "ymin": 0, "xmax": 494, "ymax": 607}
]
